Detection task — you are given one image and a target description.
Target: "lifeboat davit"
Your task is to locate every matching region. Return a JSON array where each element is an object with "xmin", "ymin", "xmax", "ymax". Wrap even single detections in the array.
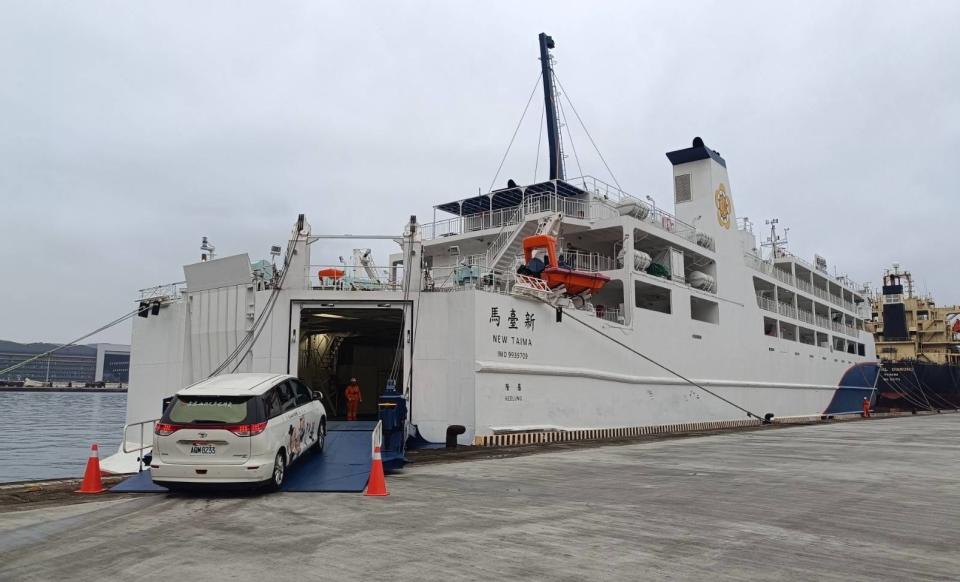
[{"xmin": 521, "ymin": 234, "xmax": 610, "ymax": 296}]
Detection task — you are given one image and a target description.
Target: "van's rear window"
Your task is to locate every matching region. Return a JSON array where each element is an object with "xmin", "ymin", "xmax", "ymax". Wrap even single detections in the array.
[{"xmin": 165, "ymin": 396, "xmax": 255, "ymax": 424}]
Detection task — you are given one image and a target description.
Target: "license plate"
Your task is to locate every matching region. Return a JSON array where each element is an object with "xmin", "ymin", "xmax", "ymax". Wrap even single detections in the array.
[{"xmin": 190, "ymin": 445, "xmax": 217, "ymax": 455}]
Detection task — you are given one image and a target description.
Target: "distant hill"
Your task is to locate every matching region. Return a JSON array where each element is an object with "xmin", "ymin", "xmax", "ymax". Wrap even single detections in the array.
[{"xmin": 0, "ymin": 340, "xmax": 98, "ymax": 357}]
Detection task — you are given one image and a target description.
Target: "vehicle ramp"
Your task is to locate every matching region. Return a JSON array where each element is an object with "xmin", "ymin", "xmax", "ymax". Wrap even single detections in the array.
[
  {"xmin": 281, "ymin": 420, "xmax": 375, "ymax": 492},
  {"xmin": 110, "ymin": 421, "xmax": 377, "ymax": 494}
]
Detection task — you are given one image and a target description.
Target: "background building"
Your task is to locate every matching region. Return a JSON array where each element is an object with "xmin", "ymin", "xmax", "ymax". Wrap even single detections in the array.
[{"xmin": 0, "ymin": 341, "xmax": 130, "ymax": 383}]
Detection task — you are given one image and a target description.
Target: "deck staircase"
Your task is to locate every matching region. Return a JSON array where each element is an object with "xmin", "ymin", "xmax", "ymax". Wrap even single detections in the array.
[
  {"xmin": 485, "ymin": 212, "xmax": 563, "ymax": 275},
  {"xmin": 316, "ymin": 335, "xmax": 345, "ymax": 411}
]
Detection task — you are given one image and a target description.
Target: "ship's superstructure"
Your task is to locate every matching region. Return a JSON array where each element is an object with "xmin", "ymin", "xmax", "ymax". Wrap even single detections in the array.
[
  {"xmin": 868, "ymin": 265, "xmax": 960, "ymax": 365},
  {"xmin": 866, "ymin": 265, "xmax": 960, "ymax": 410},
  {"xmin": 104, "ymin": 33, "xmax": 880, "ymax": 472}
]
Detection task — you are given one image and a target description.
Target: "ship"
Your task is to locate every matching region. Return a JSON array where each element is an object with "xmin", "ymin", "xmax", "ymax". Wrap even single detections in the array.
[
  {"xmin": 103, "ymin": 33, "xmax": 880, "ymax": 472},
  {"xmin": 867, "ymin": 265, "xmax": 960, "ymax": 411}
]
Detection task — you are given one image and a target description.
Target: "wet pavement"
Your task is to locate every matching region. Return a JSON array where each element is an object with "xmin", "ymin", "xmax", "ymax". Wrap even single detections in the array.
[{"xmin": 1, "ymin": 414, "xmax": 958, "ymax": 581}]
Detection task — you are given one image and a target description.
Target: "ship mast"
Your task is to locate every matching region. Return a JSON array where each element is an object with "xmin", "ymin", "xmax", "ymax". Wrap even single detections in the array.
[
  {"xmin": 762, "ymin": 218, "xmax": 789, "ymax": 259},
  {"xmin": 539, "ymin": 32, "xmax": 564, "ymax": 181}
]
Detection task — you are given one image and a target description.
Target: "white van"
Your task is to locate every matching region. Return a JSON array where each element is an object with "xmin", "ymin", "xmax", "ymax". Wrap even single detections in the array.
[{"xmin": 151, "ymin": 373, "xmax": 327, "ymax": 490}]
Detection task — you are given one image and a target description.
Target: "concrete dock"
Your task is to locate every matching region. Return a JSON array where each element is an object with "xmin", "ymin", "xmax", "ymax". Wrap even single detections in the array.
[{"xmin": 1, "ymin": 415, "xmax": 958, "ymax": 581}]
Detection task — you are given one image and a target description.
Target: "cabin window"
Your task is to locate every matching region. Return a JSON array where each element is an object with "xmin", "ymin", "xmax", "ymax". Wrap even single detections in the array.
[
  {"xmin": 816, "ymin": 332, "xmax": 830, "ymax": 348},
  {"xmin": 779, "ymin": 321, "xmax": 797, "ymax": 341},
  {"xmin": 857, "ymin": 343, "xmax": 866, "ymax": 356},
  {"xmin": 674, "ymin": 174, "xmax": 692, "ymax": 203},
  {"xmin": 798, "ymin": 327, "xmax": 816, "ymax": 345},
  {"xmin": 763, "ymin": 316, "xmax": 778, "ymax": 337},
  {"xmin": 690, "ymin": 296, "xmax": 719, "ymax": 324},
  {"xmin": 635, "ymin": 280, "xmax": 671, "ymax": 314}
]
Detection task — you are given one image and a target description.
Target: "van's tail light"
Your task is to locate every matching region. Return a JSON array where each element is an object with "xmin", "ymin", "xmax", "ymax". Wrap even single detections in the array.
[
  {"xmin": 228, "ymin": 421, "xmax": 268, "ymax": 437},
  {"xmin": 155, "ymin": 422, "xmax": 180, "ymax": 436}
]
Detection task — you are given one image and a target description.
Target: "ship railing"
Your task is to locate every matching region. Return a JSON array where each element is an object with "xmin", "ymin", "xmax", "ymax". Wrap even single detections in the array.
[
  {"xmin": 595, "ymin": 306, "xmax": 624, "ymax": 324},
  {"xmin": 750, "ymin": 249, "xmax": 867, "ymax": 301},
  {"xmin": 772, "ymin": 268, "xmax": 794, "ymax": 286},
  {"xmin": 423, "ymin": 194, "xmax": 586, "ymax": 242},
  {"xmin": 796, "ymin": 278, "xmax": 814, "ymax": 294},
  {"xmin": 578, "ymin": 175, "xmax": 699, "ymax": 233},
  {"xmin": 580, "ymin": 176, "xmax": 712, "ymax": 247},
  {"xmin": 813, "ymin": 286, "xmax": 830, "ymax": 301},
  {"xmin": 422, "ymin": 264, "xmax": 511, "ymax": 294},
  {"xmin": 797, "ymin": 308, "xmax": 816, "ymax": 325},
  {"xmin": 756, "ymin": 294, "xmax": 778, "ymax": 312},
  {"xmin": 138, "ymin": 281, "xmax": 186, "ymax": 302},
  {"xmin": 776, "ymin": 249, "xmax": 863, "ymax": 295},
  {"xmin": 829, "ymin": 294, "xmax": 843, "ymax": 308},
  {"xmin": 577, "ymin": 175, "xmax": 632, "ymax": 203},
  {"xmin": 744, "ymin": 253, "xmax": 774, "ymax": 275},
  {"xmin": 558, "ymin": 250, "xmax": 617, "ymax": 273},
  {"xmin": 123, "ymin": 417, "xmax": 160, "ymax": 472},
  {"xmin": 816, "ymin": 314, "xmax": 832, "ymax": 329},
  {"xmin": 776, "ymin": 250, "xmax": 822, "ymax": 278},
  {"xmin": 424, "ymin": 180, "xmax": 699, "ymax": 246},
  {"xmin": 423, "ymin": 205, "xmax": 525, "ymax": 240},
  {"xmin": 483, "ymin": 208, "xmax": 524, "ymax": 265},
  {"xmin": 777, "ymin": 302, "xmax": 797, "ymax": 319},
  {"xmin": 305, "ymin": 265, "xmax": 403, "ymax": 291},
  {"xmin": 522, "ymin": 192, "xmax": 593, "ymax": 219},
  {"xmin": 589, "ymin": 198, "xmax": 621, "ymax": 222},
  {"xmin": 464, "ymin": 204, "xmax": 525, "ymax": 233},
  {"xmin": 642, "ymin": 205, "xmax": 699, "ymax": 245},
  {"xmin": 462, "ymin": 253, "xmax": 487, "ymax": 266},
  {"xmin": 422, "ymin": 215, "xmax": 463, "ymax": 240}
]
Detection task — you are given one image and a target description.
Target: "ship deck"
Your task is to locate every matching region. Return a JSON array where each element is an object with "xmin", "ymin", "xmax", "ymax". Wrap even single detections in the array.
[{"xmin": 2, "ymin": 414, "xmax": 958, "ymax": 580}]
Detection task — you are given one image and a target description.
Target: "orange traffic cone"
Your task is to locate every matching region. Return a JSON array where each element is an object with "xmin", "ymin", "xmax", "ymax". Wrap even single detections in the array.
[
  {"xmin": 364, "ymin": 446, "xmax": 389, "ymax": 496},
  {"xmin": 76, "ymin": 443, "xmax": 105, "ymax": 494}
]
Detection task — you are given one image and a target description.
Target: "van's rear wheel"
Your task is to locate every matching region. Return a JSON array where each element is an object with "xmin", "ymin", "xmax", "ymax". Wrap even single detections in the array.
[{"xmin": 269, "ymin": 451, "xmax": 286, "ymax": 491}]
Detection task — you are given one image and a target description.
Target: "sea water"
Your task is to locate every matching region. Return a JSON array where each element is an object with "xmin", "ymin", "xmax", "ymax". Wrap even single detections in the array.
[{"xmin": 0, "ymin": 391, "xmax": 126, "ymax": 483}]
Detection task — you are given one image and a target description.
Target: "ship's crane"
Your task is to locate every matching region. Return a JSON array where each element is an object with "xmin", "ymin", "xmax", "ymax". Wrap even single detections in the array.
[
  {"xmin": 536, "ymin": 212, "xmax": 562, "ymax": 238},
  {"xmin": 352, "ymin": 248, "xmax": 381, "ymax": 284}
]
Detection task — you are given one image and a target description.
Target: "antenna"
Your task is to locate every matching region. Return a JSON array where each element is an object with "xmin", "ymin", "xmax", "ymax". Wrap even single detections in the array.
[
  {"xmin": 200, "ymin": 236, "xmax": 216, "ymax": 262},
  {"xmin": 761, "ymin": 219, "xmax": 788, "ymax": 259}
]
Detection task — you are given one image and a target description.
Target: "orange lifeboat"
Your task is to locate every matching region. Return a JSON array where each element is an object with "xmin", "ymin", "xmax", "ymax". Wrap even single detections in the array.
[
  {"xmin": 521, "ymin": 234, "xmax": 610, "ymax": 296},
  {"xmin": 318, "ymin": 268, "xmax": 345, "ymax": 279}
]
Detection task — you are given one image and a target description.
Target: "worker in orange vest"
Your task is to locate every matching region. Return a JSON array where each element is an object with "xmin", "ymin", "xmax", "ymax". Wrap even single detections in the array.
[
  {"xmin": 862, "ymin": 396, "xmax": 871, "ymax": 418},
  {"xmin": 345, "ymin": 378, "xmax": 362, "ymax": 421}
]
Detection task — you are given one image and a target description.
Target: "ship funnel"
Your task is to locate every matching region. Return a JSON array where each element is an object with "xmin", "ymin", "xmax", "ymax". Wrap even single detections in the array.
[{"xmin": 666, "ymin": 137, "xmax": 735, "ymax": 238}]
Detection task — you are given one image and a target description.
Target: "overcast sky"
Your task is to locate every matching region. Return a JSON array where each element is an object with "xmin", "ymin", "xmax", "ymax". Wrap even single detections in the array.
[{"xmin": 1, "ymin": 1, "xmax": 958, "ymax": 345}]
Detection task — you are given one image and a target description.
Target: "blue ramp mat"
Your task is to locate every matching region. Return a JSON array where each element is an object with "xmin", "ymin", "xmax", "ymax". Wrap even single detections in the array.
[
  {"xmin": 110, "ymin": 470, "xmax": 169, "ymax": 493},
  {"xmin": 282, "ymin": 427, "xmax": 373, "ymax": 492},
  {"xmin": 108, "ymin": 423, "xmax": 375, "ymax": 494},
  {"xmin": 327, "ymin": 420, "xmax": 378, "ymax": 432}
]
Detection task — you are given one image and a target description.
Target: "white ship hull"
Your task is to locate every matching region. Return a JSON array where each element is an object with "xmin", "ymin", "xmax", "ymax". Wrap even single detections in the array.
[{"xmin": 411, "ymin": 290, "xmax": 872, "ymax": 443}]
